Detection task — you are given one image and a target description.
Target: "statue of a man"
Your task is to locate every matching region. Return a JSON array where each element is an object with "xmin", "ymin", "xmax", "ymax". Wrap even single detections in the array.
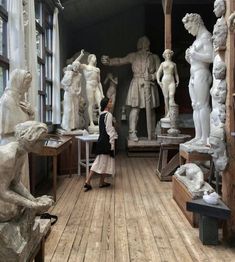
[
  {"xmin": 182, "ymin": 13, "xmax": 213, "ymax": 145},
  {"xmin": 74, "ymin": 50, "xmax": 104, "ymax": 130},
  {"xmin": 101, "ymin": 36, "xmax": 160, "ymax": 141}
]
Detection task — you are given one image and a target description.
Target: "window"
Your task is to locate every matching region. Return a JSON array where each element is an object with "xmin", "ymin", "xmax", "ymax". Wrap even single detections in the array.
[
  {"xmin": 35, "ymin": 0, "xmax": 53, "ymax": 124},
  {"xmin": 0, "ymin": 1, "xmax": 8, "ymax": 97}
]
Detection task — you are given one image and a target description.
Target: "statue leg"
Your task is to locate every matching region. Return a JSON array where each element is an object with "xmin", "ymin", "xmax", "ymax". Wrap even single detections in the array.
[
  {"xmin": 129, "ymin": 107, "xmax": 140, "ymax": 141},
  {"xmin": 87, "ymin": 88, "xmax": 95, "ymax": 127},
  {"xmin": 151, "ymin": 109, "xmax": 156, "ymax": 139}
]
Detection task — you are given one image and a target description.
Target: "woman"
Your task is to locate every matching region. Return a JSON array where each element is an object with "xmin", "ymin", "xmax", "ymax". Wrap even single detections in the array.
[
  {"xmin": 156, "ymin": 49, "xmax": 179, "ymax": 118},
  {"xmin": 84, "ymin": 97, "xmax": 117, "ymax": 192}
]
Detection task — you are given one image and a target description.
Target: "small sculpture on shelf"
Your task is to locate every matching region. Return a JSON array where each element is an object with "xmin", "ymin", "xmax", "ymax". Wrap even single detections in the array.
[
  {"xmin": 101, "ymin": 36, "xmax": 160, "ymax": 141},
  {"xmin": 182, "ymin": 13, "xmax": 213, "ymax": 146}
]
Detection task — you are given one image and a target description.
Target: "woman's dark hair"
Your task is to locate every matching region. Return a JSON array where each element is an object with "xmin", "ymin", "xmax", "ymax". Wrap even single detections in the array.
[{"xmin": 100, "ymin": 97, "xmax": 109, "ymax": 111}]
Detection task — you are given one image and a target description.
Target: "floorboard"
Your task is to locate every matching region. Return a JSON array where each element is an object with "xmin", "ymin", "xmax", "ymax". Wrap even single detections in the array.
[{"xmin": 44, "ymin": 154, "xmax": 235, "ymax": 262}]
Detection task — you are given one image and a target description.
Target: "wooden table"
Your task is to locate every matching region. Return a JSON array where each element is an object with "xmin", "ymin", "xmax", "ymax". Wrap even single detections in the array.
[
  {"xmin": 36, "ymin": 136, "xmax": 72, "ymax": 202},
  {"xmin": 76, "ymin": 134, "xmax": 99, "ymax": 178}
]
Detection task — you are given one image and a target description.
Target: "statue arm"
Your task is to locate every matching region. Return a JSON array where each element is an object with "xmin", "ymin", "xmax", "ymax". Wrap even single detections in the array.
[
  {"xmin": 102, "ymin": 53, "xmax": 133, "ymax": 66},
  {"xmin": 174, "ymin": 64, "xmax": 179, "ymax": 87},
  {"xmin": 156, "ymin": 63, "xmax": 163, "ymax": 87}
]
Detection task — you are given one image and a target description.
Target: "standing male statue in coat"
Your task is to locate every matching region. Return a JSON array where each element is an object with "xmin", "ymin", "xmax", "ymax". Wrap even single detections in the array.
[{"xmin": 101, "ymin": 36, "xmax": 160, "ymax": 141}]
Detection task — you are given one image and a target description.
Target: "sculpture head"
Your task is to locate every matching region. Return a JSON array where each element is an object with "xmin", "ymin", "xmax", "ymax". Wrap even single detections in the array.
[
  {"xmin": 87, "ymin": 54, "xmax": 97, "ymax": 66},
  {"xmin": 8, "ymin": 69, "xmax": 32, "ymax": 96},
  {"xmin": 163, "ymin": 49, "xmax": 174, "ymax": 60},
  {"xmin": 212, "ymin": 18, "xmax": 228, "ymax": 50},
  {"xmin": 213, "ymin": 0, "xmax": 226, "ymax": 18},
  {"xmin": 182, "ymin": 13, "xmax": 203, "ymax": 36},
  {"xmin": 213, "ymin": 60, "xmax": 226, "ymax": 79},
  {"xmin": 137, "ymin": 36, "xmax": 150, "ymax": 51},
  {"xmin": 15, "ymin": 121, "xmax": 48, "ymax": 153}
]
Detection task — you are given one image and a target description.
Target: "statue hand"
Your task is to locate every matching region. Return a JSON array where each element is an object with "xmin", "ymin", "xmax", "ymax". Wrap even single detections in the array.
[
  {"xmin": 101, "ymin": 55, "xmax": 110, "ymax": 65},
  {"xmin": 20, "ymin": 101, "xmax": 34, "ymax": 116}
]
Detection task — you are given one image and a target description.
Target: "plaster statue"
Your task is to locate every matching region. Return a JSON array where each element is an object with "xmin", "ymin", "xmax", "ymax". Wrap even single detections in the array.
[
  {"xmin": 156, "ymin": 49, "xmax": 179, "ymax": 119},
  {"xmin": 74, "ymin": 50, "xmax": 104, "ymax": 131},
  {"xmin": 0, "ymin": 69, "xmax": 34, "ymax": 141},
  {"xmin": 104, "ymin": 73, "xmax": 118, "ymax": 114},
  {"xmin": 174, "ymin": 163, "xmax": 204, "ymax": 192},
  {"xmin": 101, "ymin": 36, "xmax": 160, "ymax": 141},
  {"xmin": 0, "ymin": 69, "xmax": 35, "ymax": 190},
  {"xmin": 213, "ymin": 0, "xmax": 226, "ymax": 18},
  {"xmin": 182, "ymin": 13, "xmax": 213, "ymax": 145},
  {"xmin": 0, "ymin": 121, "xmax": 53, "ymax": 222},
  {"xmin": 61, "ymin": 52, "xmax": 83, "ymax": 131}
]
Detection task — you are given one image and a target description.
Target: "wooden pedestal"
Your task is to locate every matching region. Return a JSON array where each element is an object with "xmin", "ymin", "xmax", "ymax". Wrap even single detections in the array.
[{"xmin": 172, "ymin": 176, "xmax": 199, "ymax": 227}]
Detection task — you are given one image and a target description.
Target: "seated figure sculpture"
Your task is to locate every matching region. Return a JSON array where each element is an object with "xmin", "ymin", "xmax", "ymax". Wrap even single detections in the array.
[
  {"xmin": 74, "ymin": 49, "xmax": 104, "ymax": 131},
  {"xmin": 182, "ymin": 13, "xmax": 214, "ymax": 145},
  {"xmin": 0, "ymin": 69, "xmax": 35, "ymax": 141},
  {"xmin": 156, "ymin": 49, "xmax": 179, "ymax": 119},
  {"xmin": 0, "ymin": 121, "xmax": 53, "ymax": 222}
]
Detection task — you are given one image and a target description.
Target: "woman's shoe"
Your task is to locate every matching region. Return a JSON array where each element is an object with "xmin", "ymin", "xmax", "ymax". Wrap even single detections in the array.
[
  {"xmin": 99, "ymin": 182, "xmax": 111, "ymax": 188},
  {"xmin": 84, "ymin": 183, "xmax": 92, "ymax": 192}
]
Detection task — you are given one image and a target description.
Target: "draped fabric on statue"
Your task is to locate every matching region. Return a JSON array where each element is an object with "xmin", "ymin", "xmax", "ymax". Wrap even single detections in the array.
[
  {"xmin": 52, "ymin": 7, "xmax": 61, "ymax": 124},
  {"xmin": 24, "ymin": 0, "xmax": 39, "ymax": 120},
  {"xmin": 8, "ymin": 0, "xmax": 25, "ymax": 72}
]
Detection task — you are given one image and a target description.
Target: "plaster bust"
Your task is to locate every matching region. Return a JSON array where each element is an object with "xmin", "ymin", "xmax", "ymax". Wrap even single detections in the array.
[
  {"xmin": 212, "ymin": 17, "xmax": 228, "ymax": 51},
  {"xmin": 213, "ymin": 0, "xmax": 226, "ymax": 18},
  {"xmin": 228, "ymin": 12, "xmax": 235, "ymax": 32}
]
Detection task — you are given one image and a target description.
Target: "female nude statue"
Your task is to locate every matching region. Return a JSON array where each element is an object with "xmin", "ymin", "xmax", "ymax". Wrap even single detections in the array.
[{"xmin": 156, "ymin": 49, "xmax": 179, "ymax": 118}]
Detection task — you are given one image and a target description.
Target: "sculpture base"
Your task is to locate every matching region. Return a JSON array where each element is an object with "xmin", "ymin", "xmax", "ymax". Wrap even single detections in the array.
[
  {"xmin": 160, "ymin": 117, "xmax": 171, "ymax": 129},
  {"xmin": 88, "ymin": 125, "xmax": 99, "ymax": 134},
  {"xmin": 172, "ymin": 176, "xmax": 199, "ymax": 228},
  {"xmin": 0, "ymin": 210, "xmax": 51, "ymax": 261},
  {"xmin": 126, "ymin": 137, "xmax": 160, "ymax": 157},
  {"xmin": 180, "ymin": 143, "xmax": 210, "ymax": 154}
]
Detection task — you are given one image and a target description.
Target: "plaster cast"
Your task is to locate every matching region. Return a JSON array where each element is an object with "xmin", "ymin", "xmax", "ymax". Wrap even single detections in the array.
[
  {"xmin": 182, "ymin": 13, "xmax": 213, "ymax": 145},
  {"xmin": 157, "ymin": 49, "xmax": 179, "ymax": 119},
  {"xmin": 101, "ymin": 36, "xmax": 160, "ymax": 141},
  {"xmin": 213, "ymin": 0, "xmax": 226, "ymax": 18},
  {"xmin": 104, "ymin": 73, "xmax": 118, "ymax": 114},
  {"xmin": 0, "ymin": 121, "xmax": 53, "ymax": 222},
  {"xmin": 75, "ymin": 50, "xmax": 104, "ymax": 130}
]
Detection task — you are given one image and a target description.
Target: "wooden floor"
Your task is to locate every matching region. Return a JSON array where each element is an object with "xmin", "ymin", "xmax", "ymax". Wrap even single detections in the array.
[{"xmin": 45, "ymin": 154, "xmax": 235, "ymax": 262}]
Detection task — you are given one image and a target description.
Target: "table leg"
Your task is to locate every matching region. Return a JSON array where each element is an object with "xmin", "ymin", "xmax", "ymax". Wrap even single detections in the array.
[
  {"xmin": 53, "ymin": 156, "xmax": 57, "ymax": 202},
  {"xmin": 69, "ymin": 140, "xmax": 72, "ymax": 177},
  {"xmin": 86, "ymin": 142, "xmax": 89, "ymax": 178},
  {"xmin": 78, "ymin": 140, "xmax": 81, "ymax": 176}
]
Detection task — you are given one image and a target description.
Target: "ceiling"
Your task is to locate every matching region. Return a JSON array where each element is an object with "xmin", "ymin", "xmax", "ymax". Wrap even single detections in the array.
[{"xmin": 59, "ymin": 0, "xmax": 214, "ymax": 31}]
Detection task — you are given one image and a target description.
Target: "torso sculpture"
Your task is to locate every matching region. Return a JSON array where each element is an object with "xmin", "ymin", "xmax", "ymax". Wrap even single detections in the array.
[
  {"xmin": 182, "ymin": 13, "xmax": 213, "ymax": 145},
  {"xmin": 102, "ymin": 36, "xmax": 160, "ymax": 141}
]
